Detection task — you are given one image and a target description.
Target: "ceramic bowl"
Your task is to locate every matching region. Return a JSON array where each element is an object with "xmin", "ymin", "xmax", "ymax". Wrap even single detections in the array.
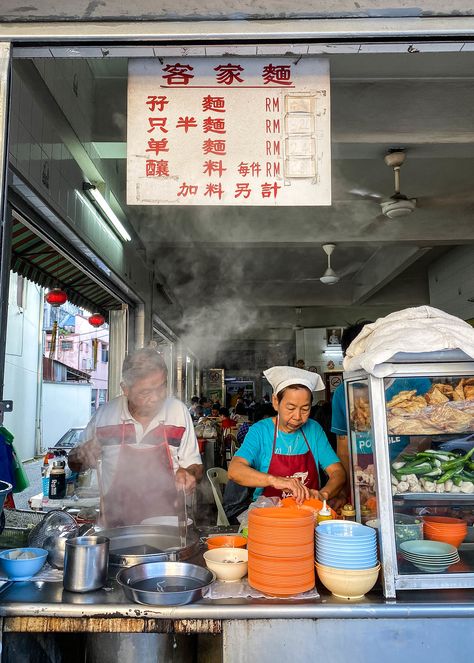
[
  {"xmin": 316, "ymin": 561, "xmax": 380, "ymax": 599},
  {"xmin": 0, "ymin": 548, "xmax": 48, "ymax": 580},
  {"xmin": 203, "ymin": 547, "xmax": 248, "ymax": 581}
]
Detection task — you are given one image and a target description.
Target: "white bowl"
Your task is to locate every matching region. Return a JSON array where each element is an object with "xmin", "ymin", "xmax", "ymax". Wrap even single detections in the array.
[{"xmin": 203, "ymin": 547, "xmax": 248, "ymax": 582}]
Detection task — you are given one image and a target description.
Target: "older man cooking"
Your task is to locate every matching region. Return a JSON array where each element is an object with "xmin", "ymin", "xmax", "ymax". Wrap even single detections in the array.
[
  {"xmin": 68, "ymin": 348, "xmax": 203, "ymax": 527},
  {"xmin": 228, "ymin": 366, "xmax": 346, "ymax": 504}
]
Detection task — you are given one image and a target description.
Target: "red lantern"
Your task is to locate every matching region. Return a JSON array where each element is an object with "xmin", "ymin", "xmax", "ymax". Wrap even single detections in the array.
[
  {"xmin": 45, "ymin": 288, "xmax": 67, "ymax": 307},
  {"xmin": 88, "ymin": 313, "xmax": 105, "ymax": 328}
]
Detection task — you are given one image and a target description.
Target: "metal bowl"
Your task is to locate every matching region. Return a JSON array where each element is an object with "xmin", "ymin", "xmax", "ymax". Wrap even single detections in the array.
[{"xmin": 116, "ymin": 561, "xmax": 215, "ymax": 606}]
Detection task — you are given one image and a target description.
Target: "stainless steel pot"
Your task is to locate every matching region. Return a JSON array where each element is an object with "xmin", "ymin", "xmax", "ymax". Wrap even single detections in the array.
[
  {"xmin": 63, "ymin": 536, "xmax": 110, "ymax": 593},
  {"xmin": 116, "ymin": 561, "xmax": 215, "ymax": 606},
  {"xmin": 96, "ymin": 525, "xmax": 200, "ymax": 570}
]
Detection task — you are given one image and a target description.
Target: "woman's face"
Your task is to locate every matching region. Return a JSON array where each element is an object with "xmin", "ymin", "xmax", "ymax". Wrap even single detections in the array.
[{"xmin": 272, "ymin": 387, "xmax": 312, "ymax": 433}]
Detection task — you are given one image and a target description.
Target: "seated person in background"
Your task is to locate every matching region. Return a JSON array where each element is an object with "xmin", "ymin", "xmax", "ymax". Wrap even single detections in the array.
[
  {"xmin": 210, "ymin": 403, "xmax": 221, "ymax": 418},
  {"xmin": 224, "ymin": 402, "xmax": 277, "ymax": 523},
  {"xmin": 229, "ymin": 366, "xmax": 345, "ymax": 504},
  {"xmin": 219, "ymin": 407, "xmax": 236, "ymax": 429},
  {"xmin": 233, "ymin": 401, "xmax": 249, "ymax": 424}
]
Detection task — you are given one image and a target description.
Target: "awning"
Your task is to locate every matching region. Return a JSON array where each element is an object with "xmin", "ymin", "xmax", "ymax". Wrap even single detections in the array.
[{"xmin": 10, "ymin": 218, "xmax": 122, "ymax": 315}]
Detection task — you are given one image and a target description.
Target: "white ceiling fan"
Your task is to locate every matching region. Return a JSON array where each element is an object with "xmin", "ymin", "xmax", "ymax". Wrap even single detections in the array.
[
  {"xmin": 319, "ymin": 244, "xmax": 363, "ymax": 286},
  {"xmin": 351, "ymin": 148, "xmax": 417, "ymax": 219},
  {"xmin": 320, "ymin": 244, "xmax": 339, "ymax": 285}
]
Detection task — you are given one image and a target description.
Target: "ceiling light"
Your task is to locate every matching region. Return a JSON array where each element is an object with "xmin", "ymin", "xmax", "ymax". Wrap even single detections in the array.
[{"xmin": 83, "ymin": 182, "xmax": 131, "ymax": 242}]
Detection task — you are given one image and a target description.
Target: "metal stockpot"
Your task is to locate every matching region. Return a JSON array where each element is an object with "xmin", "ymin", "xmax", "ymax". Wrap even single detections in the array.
[
  {"xmin": 63, "ymin": 536, "xmax": 109, "ymax": 592},
  {"xmin": 96, "ymin": 525, "xmax": 200, "ymax": 571}
]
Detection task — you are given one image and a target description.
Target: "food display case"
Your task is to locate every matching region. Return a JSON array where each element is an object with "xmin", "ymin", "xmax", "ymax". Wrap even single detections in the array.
[{"xmin": 344, "ymin": 351, "xmax": 474, "ymax": 598}]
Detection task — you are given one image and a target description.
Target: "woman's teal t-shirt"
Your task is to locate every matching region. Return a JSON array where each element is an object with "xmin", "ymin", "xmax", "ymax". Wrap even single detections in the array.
[{"xmin": 233, "ymin": 417, "xmax": 339, "ymax": 499}]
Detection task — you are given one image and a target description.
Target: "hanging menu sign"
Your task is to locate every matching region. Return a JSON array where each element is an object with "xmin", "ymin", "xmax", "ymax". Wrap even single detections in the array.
[{"xmin": 127, "ymin": 58, "xmax": 331, "ymax": 206}]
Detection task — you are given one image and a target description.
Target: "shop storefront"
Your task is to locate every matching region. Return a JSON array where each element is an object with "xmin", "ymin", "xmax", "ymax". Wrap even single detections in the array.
[{"xmin": 1, "ymin": 8, "xmax": 474, "ymax": 663}]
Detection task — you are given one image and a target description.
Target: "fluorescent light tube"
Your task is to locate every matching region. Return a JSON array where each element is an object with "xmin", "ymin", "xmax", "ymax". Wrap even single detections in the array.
[{"xmin": 83, "ymin": 183, "xmax": 131, "ymax": 242}]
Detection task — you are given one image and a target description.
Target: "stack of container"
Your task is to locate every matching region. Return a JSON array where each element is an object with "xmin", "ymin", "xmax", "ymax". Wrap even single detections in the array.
[{"xmin": 247, "ymin": 507, "xmax": 315, "ymax": 596}]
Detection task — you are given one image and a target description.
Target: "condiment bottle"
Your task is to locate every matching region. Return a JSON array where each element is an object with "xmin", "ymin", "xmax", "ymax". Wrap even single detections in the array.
[
  {"xmin": 317, "ymin": 499, "xmax": 332, "ymax": 524},
  {"xmin": 49, "ymin": 460, "xmax": 66, "ymax": 499},
  {"xmin": 341, "ymin": 504, "xmax": 356, "ymax": 521}
]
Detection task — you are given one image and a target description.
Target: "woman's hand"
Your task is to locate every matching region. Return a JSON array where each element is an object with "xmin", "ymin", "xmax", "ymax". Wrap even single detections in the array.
[
  {"xmin": 309, "ymin": 489, "xmax": 329, "ymax": 501},
  {"xmin": 269, "ymin": 475, "xmax": 309, "ymax": 503}
]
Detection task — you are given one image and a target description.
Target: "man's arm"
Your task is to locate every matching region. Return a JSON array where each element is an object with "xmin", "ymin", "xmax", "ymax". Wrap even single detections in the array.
[{"xmin": 68, "ymin": 438, "xmax": 101, "ymax": 473}]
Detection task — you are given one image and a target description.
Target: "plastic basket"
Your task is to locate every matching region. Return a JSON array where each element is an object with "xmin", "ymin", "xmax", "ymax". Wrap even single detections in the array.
[{"xmin": 0, "ymin": 509, "xmax": 47, "ymax": 549}]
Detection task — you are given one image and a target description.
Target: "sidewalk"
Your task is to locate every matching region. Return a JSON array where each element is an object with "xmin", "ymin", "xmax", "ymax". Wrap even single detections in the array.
[{"xmin": 14, "ymin": 457, "xmax": 44, "ymax": 510}]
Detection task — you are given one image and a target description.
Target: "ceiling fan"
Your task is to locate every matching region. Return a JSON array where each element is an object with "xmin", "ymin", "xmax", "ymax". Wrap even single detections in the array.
[
  {"xmin": 319, "ymin": 244, "xmax": 362, "ymax": 285},
  {"xmin": 351, "ymin": 148, "xmax": 417, "ymax": 219}
]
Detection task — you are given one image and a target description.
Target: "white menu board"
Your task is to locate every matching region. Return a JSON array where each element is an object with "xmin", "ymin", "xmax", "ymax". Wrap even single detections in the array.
[{"xmin": 127, "ymin": 58, "xmax": 331, "ymax": 206}]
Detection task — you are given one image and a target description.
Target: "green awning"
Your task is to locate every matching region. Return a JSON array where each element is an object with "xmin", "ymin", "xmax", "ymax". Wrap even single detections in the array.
[{"xmin": 10, "ymin": 218, "xmax": 121, "ymax": 315}]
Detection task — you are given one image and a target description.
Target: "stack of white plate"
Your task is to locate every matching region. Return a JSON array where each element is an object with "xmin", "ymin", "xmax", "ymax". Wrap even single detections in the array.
[{"xmin": 400, "ymin": 540, "xmax": 460, "ymax": 573}]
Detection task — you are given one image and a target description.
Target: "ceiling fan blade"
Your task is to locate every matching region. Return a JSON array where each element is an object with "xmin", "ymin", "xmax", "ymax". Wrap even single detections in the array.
[
  {"xmin": 338, "ymin": 261, "xmax": 364, "ymax": 278},
  {"xmin": 349, "ymin": 187, "xmax": 384, "ymax": 202}
]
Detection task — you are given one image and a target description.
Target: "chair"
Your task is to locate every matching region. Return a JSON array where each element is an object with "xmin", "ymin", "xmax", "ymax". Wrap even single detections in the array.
[{"xmin": 206, "ymin": 467, "xmax": 230, "ymax": 526}]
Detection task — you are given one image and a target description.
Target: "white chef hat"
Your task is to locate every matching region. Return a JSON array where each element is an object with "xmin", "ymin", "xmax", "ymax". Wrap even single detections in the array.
[{"xmin": 263, "ymin": 366, "xmax": 324, "ymax": 395}]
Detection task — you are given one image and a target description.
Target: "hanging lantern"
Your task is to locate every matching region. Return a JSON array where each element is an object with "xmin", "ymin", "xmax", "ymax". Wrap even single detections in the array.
[
  {"xmin": 45, "ymin": 288, "xmax": 67, "ymax": 307},
  {"xmin": 88, "ymin": 313, "xmax": 105, "ymax": 328}
]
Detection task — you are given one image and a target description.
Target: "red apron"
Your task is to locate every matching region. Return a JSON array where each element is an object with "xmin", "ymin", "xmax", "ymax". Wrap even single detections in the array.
[
  {"xmin": 263, "ymin": 418, "xmax": 319, "ymax": 499},
  {"xmin": 100, "ymin": 422, "xmax": 178, "ymax": 528}
]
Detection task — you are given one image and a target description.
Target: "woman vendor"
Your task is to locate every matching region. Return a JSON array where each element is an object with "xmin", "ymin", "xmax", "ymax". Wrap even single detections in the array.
[{"xmin": 228, "ymin": 366, "xmax": 346, "ymax": 503}]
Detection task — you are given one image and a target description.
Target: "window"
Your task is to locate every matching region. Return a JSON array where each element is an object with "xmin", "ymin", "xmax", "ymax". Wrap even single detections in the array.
[
  {"xmin": 61, "ymin": 340, "xmax": 73, "ymax": 350},
  {"xmin": 101, "ymin": 344, "xmax": 109, "ymax": 363}
]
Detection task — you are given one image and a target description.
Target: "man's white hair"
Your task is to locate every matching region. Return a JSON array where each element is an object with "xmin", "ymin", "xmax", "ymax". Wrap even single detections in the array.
[{"xmin": 121, "ymin": 348, "xmax": 168, "ymax": 387}]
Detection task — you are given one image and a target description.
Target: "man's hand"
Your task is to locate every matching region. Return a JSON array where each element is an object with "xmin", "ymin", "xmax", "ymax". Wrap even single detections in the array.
[
  {"xmin": 269, "ymin": 475, "xmax": 309, "ymax": 504},
  {"xmin": 175, "ymin": 467, "xmax": 197, "ymax": 494},
  {"xmin": 68, "ymin": 438, "xmax": 100, "ymax": 473}
]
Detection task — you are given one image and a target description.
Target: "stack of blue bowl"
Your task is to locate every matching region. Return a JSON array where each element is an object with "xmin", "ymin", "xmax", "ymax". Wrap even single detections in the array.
[{"xmin": 315, "ymin": 521, "xmax": 378, "ymax": 569}]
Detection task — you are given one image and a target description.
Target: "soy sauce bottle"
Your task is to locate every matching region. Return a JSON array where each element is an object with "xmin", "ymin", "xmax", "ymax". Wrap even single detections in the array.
[{"xmin": 49, "ymin": 460, "xmax": 66, "ymax": 499}]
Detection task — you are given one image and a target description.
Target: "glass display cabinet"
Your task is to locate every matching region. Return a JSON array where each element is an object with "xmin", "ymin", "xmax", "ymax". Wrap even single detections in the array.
[{"xmin": 345, "ymin": 351, "xmax": 474, "ymax": 598}]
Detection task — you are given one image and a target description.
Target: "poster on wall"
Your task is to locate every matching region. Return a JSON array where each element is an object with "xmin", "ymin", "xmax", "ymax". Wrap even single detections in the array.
[
  {"xmin": 202, "ymin": 368, "xmax": 225, "ymax": 404},
  {"xmin": 326, "ymin": 327, "xmax": 342, "ymax": 347},
  {"xmin": 127, "ymin": 58, "xmax": 331, "ymax": 206}
]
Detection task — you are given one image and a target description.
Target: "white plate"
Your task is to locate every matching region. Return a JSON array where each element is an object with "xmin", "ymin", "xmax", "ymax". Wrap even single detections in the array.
[{"xmin": 140, "ymin": 516, "xmax": 194, "ymax": 527}]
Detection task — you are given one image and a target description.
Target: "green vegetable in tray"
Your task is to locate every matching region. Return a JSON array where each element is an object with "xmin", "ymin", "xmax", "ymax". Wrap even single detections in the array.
[{"xmin": 392, "ymin": 445, "xmax": 474, "ymax": 492}]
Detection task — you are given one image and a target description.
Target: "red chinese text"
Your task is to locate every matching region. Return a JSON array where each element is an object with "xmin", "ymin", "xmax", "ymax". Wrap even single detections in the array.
[
  {"xmin": 177, "ymin": 182, "xmax": 199, "ymax": 197},
  {"xmin": 176, "ymin": 116, "xmax": 198, "ymax": 132},
  {"xmin": 203, "ymin": 117, "xmax": 226, "ymax": 134},
  {"xmin": 261, "ymin": 182, "xmax": 281, "ymax": 198},
  {"xmin": 146, "ymin": 138, "xmax": 169, "ymax": 155},
  {"xmin": 204, "ymin": 183, "xmax": 224, "ymax": 199},
  {"xmin": 147, "ymin": 117, "xmax": 168, "ymax": 134},
  {"xmin": 237, "ymin": 161, "xmax": 262, "ymax": 177},
  {"xmin": 262, "ymin": 64, "xmax": 293, "ymax": 86},
  {"xmin": 214, "ymin": 63, "xmax": 244, "ymax": 86},
  {"xmin": 203, "ymin": 160, "xmax": 227, "ymax": 177},
  {"xmin": 203, "ymin": 139, "xmax": 226, "ymax": 155},
  {"xmin": 234, "ymin": 183, "xmax": 251, "ymax": 199},
  {"xmin": 145, "ymin": 95, "xmax": 169, "ymax": 112},
  {"xmin": 162, "ymin": 63, "xmax": 194, "ymax": 86},
  {"xmin": 202, "ymin": 95, "xmax": 226, "ymax": 113},
  {"xmin": 146, "ymin": 160, "xmax": 169, "ymax": 177}
]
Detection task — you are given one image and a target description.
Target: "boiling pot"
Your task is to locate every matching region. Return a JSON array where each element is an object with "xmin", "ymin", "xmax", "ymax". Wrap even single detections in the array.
[{"xmin": 95, "ymin": 525, "xmax": 200, "ymax": 571}]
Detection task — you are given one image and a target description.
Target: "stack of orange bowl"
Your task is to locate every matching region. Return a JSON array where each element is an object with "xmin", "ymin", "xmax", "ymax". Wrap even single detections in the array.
[
  {"xmin": 247, "ymin": 507, "xmax": 315, "ymax": 596},
  {"xmin": 423, "ymin": 516, "xmax": 468, "ymax": 548}
]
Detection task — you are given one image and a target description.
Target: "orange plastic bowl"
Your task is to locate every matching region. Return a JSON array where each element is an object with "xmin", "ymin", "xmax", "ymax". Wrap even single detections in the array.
[
  {"xmin": 281, "ymin": 497, "xmax": 337, "ymax": 519},
  {"xmin": 207, "ymin": 535, "xmax": 247, "ymax": 550}
]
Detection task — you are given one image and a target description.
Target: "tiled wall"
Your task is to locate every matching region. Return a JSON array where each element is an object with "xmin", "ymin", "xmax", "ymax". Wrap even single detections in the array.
[
  {"xmin": 428, "ymin": 247, "xmax": 474, "ymax": 321},
  {"xmin": 8, "ymin": 58, "xmax": 148, "ymax": 296}
]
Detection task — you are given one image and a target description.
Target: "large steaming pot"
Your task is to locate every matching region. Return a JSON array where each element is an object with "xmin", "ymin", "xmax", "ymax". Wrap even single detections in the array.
[{"xmin": 96, "ymin": 525, "xmax": 200, "ymax": 570}]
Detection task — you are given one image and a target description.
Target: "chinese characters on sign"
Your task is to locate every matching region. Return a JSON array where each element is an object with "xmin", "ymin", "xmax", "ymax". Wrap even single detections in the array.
[{"xmin": 127, "ymin": 58, "xmax": 331, "ymax": 206}]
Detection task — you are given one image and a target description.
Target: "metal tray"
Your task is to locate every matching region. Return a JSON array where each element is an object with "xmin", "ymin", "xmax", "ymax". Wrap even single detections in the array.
[
  {"xmin": 116, "ymin": 561, "xmax": 215, "ymax": 606},
  {"xmin": 96, "ymin": 525, "xmax": 200, "ymax": 569}
]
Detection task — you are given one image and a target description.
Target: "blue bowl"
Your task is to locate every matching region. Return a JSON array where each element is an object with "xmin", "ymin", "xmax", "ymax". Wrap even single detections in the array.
[
  {"xmin": 316, "ymin": 535, "xmax": 376, "ymax": 549},
  {"xmin": 0, "ymin": 548, "xmax": 48, "ymax": 580},
  {"xmin": 316, "ymin": 554, "xmax": 378, "ymax": 570},
  {"xmin": 316, "ymin": 523, "xmax": 375, "ymax": 539}
]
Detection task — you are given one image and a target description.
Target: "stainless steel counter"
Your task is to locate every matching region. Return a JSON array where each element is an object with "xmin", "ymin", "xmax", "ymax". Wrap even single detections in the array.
[{"xmin": 1, "ymin": 578, "xmax": 474, "ymax": 620}]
